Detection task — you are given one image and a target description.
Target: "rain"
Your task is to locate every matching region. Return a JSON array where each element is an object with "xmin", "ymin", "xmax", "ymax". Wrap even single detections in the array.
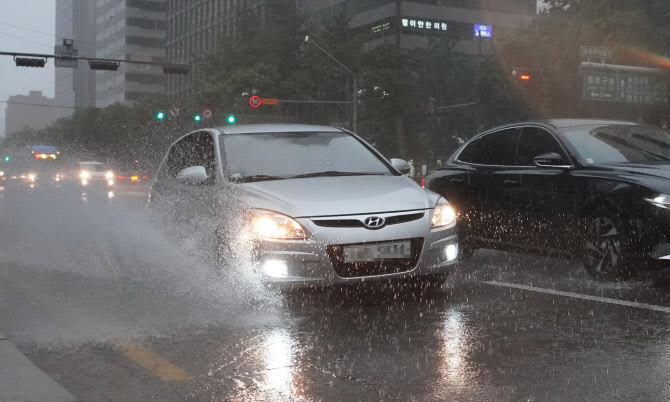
[{"xmin": 2, "ymin": 1, "xmax": 670, "ymax": 401}]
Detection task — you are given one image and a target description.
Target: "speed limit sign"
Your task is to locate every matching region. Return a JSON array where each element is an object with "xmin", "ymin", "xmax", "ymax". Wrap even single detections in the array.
[
  {"xmin": 202, "ymin": 108, "xmax": 213, "ymax": 120},
  {"xmin": 249, "ymin": 95, "xmax": 261, "ymax": 108}
]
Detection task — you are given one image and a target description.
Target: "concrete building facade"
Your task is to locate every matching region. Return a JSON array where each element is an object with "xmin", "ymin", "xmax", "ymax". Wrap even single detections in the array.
[
  {"xmin": 4, "ymin": 92, "xmax": 57, "ymax": 137},
  {"xmin": 300, "ymin": 0, "xmax": 537, "ymax": 54},
  {"xmin": 54, "ymin": 0, "xmax": 98, "ymax": 118},
  {"xmin": 95, "ymin": 0, "xmax": 168, "ymax": 107}
]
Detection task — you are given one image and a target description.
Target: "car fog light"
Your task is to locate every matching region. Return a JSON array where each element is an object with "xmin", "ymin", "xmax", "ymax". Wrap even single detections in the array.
[
  {"xmin": 263, "ymin": 260, "xmax": 288, "ymax": 278},
  {"xmin": 446, "ymin": 244, "xmax": 458, "ymax": 261}
]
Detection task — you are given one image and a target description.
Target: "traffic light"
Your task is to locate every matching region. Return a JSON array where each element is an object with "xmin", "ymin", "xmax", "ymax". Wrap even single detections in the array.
[
  {"xmin": 226, "ymin": 114, "xmax": 237, "ymax": 125},
  {"xmin": 15, "ymin": 57, "xmax": 46, "ymax": 68},
  {"xmin": 155, "ymin": 111, "xmax": 166, "ymax": 120},
  {"xmin": 89, "ymin": 60, "xmax": 120, "ymax": 71},
  {"xmin": 513, "ymin": 69, "xmax": 534, "ymax": 82},
  {"xmin": 193, "ymin": 114, "xmax": 202, "ymax": 122},
  {"xmin": 4, "ymin": 156, "xmax": 10, "ymax": 162}
]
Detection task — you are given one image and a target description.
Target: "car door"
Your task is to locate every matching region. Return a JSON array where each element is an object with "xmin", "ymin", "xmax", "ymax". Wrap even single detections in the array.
[
  {"xmin": 151, "ymin": 131, "xmax": 221, "ymax": 226},
  {"xmin": 513, "ymin": 126, "xmax": 579, "ymax": 251},
  {"xmin": 455, "ymin": 127, "xmax": 522, "ymax": 243}
]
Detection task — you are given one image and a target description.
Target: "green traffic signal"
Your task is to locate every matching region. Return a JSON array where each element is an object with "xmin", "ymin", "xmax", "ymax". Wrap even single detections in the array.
[
  {"xmin": 155, "ymin": 111, "xmax": 166, "ymax": 120},
  {"xmin": 194, "ymin": 114, "xmax": 202, "ymax": 122},
  {"xmin": 4, "ymin": 156, "xmax": 9, "ymax": 162},
  {"xmin": 227, "ymin": 115, "xmax": 237, "ymax": 125}
]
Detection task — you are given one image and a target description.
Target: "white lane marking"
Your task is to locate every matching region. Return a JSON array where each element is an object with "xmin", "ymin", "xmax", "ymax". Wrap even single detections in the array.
[{"xmin": 483, "ymin": 281, "xmax": 670, "ymax": 314}]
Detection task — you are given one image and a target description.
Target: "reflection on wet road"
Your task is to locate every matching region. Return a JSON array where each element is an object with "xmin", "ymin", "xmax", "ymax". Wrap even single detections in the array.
[{"xmin": 1, "ymin": 187, "xmax": 670, "ymax": 401}]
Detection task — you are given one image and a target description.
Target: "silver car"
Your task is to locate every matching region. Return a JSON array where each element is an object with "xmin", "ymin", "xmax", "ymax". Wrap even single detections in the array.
[{"xmin": 150, "ymin": 124, "xmax": 459, "ymax": 288}]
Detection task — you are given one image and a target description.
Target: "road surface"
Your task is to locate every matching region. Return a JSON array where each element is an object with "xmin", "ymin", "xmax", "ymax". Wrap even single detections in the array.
[{"xmin": 1, "ymin": 184, "xmax": 670, "ymax": 401}]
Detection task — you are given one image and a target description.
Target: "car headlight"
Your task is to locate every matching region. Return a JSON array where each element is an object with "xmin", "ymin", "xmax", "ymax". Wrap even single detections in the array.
[
  {"xmin": 27, "ymin": 173, "xmax": 37, "ymax": 182},
  {"xmin": 431, "ymin": 197, "xmax": 456, "ymax": 229},
  {"xmin": 645, "ymin": 194, "xmax": 670, "ymax": 209},
  {"xmin": 105, "ymin": 171, "xmax": 114, "ymax": 179},
  {"xmin": 250, "ymin": 209, "xmax": 309, "ymax": 240},
  {"xmin": 80, "ymin": 170, "xmax": 90, "ymax": 180}
]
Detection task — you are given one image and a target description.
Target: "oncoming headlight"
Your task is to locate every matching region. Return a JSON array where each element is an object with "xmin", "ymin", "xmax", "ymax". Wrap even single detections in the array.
[
  {"xmin": 645, "ymin": 194, "xmax": 670, "ymax": 209},
  {"xmin": 250, "ymin": 209, "xmax": 309, "ymax": 240},
  {"xmin": 105, "ymin": 171, "xmax": 114, "ymax": 180},
  {"xmin": 431, "ymin": 197, "xmax": 456, "ymax": 229},
  {"xmin": 80, "ymin": 170, "xmax": 91, "ymax": 180}
]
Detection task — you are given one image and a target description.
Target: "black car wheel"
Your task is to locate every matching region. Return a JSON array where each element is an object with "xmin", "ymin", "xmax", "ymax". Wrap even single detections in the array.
[{"xmin": 583, "ymin": 210, "xmax": 631, "ymax": 280}]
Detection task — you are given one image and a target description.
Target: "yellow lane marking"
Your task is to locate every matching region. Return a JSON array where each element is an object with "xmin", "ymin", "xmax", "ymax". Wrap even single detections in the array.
[{"xmin": 116, "ymin": 344, "xmax": 192, "ymax": 382}]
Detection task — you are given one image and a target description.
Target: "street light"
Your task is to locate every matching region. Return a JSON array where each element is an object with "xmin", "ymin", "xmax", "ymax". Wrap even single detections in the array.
[{"xmin": 304, "ymin": 35, "xmax": 358, "ymax": 133}]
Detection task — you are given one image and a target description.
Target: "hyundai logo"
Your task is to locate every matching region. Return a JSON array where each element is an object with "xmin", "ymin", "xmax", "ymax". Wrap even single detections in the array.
[{"xmin": 363, "ymin": 216, "xmax": 386, "ymax": 229}]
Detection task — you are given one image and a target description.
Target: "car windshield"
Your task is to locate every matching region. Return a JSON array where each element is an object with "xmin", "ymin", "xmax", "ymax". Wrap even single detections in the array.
[
  {"xmin": 79, "ymin": 163, "xmax": 106, "ymax": 171},
  {"xmin": 561, "ymin": 124, "xmax": 670, "ymax": 164},
  {"xmin": 220, "ymin": 131, "xmax": 392, "ymax": 181}
]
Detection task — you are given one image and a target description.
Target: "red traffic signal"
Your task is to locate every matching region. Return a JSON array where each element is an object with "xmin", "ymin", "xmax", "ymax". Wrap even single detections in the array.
[{"xmin": 519, "ymin": 74, "xmax": 532, "ymax": 81}]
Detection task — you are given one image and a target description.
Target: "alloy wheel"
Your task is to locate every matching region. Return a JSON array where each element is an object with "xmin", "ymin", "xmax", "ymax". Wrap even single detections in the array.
[{"xmin": 585, "ymin": 216, "xmax": 622, "ymax": 275}]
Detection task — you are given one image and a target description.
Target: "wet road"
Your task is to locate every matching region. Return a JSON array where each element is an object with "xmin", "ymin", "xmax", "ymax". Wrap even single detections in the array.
[{"xmin": 2, "ymin": 186, "xmax": 670, "ymax": 401}]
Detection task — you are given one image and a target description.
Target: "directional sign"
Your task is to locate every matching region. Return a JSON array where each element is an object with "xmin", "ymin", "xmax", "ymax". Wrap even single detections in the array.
[
  {"xmin": 261, "ymin": 98, "xmax": 278, "ymax": 105},
  {"xmin": 582, "ymin": 63, "xmax": 670, "ymax": 105},
  {"xmin": 249, "ymin": 95, "xmax": 262, "ymax": 108},
  {"xmin": 202, "ymin": 108, "xmax": 213, "ymax": 120},
  {"xmin": 580, "ymin": 46, "xmax": 612, "ymax": 62}
]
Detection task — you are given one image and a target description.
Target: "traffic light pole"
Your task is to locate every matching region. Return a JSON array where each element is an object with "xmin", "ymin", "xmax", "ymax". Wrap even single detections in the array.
[{"xmin": 0, "ymin": 50, "xmax": 189, "ymax": 74}]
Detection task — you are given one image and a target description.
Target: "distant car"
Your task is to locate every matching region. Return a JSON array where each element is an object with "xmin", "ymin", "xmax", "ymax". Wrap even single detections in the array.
[
  {"xmin": 150, "ymin": 124, "xmax": 459, "ymax": 289},
  {"xmin": 116, "ymin": 171, "xmax": 149, "ymax": 185},
  {"xmin": 75, "ymin": 162, "xmax": 115, "ymax": 187},
  {"xmin": 424, "ymin": 119, "xmax": 670, "ymax": 280}
]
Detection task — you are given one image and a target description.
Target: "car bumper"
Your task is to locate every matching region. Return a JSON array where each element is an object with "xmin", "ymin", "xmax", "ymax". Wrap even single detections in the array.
[{"xmin": 249, "ymin": 211, "xmax": 459, "ymax": 288}]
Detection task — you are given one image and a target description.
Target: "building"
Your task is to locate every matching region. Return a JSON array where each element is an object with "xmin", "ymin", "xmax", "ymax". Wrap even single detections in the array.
[
  {"xmin": 4, "ymin": 91, "xmax": 57, "ymax": 137},
  {"xmin": 95, "ymin": 0, "xmax": 168, "ymax": 107},
  {"xmin": 166, "ymin": 0, "xmax": 274, "ymax": 99},
  {"xmin": 54, "ymin": 0, "xmax": 168, "ymax": 110},
  {"xmin": 301, "ymin": 0, "xmax": 537, "ymax": 55},
  {"xmin": 54, "ymin": 0, "xmax": 98, "ymax": 118}
]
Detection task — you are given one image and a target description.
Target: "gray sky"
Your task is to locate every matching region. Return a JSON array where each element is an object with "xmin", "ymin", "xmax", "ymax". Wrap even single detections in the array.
[{"xmin": 0, "ymin": 1, "xmax": 55, "ymax": 137}]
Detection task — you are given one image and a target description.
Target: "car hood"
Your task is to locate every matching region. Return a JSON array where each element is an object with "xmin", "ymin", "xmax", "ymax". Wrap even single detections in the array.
[
  {"xmin": 598, "ymin": 163, "xmax": 670, "ymax": 193},
  {"xmin": 237, "ymin": 175, "xmax": 437, "ymax": 217}
]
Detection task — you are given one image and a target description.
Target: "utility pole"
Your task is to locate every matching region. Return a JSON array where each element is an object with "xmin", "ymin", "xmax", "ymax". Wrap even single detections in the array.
[{"xmin": 304, "ymin": 36, "xmax": 358, "ymax": 133}]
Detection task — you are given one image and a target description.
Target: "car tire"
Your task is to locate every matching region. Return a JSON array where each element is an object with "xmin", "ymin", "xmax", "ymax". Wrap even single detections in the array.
[{"xmin": 583, "ymin": 208, "xmax": 632, "ymax": 281}]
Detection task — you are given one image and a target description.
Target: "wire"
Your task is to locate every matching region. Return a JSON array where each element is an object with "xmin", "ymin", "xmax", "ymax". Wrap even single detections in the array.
[
  {"xmin": 0, "ymin": 100, "xmax": 85, "ymax": 110},
  {"xmin": 0, "ymin": 20, "xmax": 127, "ymax": 56},
  {"xmin": 0, "ymin": 31, "xmax": 53, "ymax": 50}
]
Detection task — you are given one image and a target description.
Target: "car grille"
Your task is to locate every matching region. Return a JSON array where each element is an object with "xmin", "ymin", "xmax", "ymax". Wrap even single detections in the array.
[
  {"xmin": 312, "ymin": 212, "xmax": 425, "ymax": 228},
  {"xmin": 326, "ymin": 238, "xmax": 424, "ymax": 278}
]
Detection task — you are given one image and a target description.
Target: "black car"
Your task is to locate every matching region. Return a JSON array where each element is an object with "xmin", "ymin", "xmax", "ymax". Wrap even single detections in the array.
[{"xmin": 424, "ymin": 119, "xmax": 670, "ymax": 280}]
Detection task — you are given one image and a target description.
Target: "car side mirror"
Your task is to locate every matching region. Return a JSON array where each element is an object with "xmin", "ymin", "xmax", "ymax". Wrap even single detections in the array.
[
  {"xmin": 176, "ymin": 166, "xmax": 209, "ymax": 184},
  {"xmin": 533, "ymin": 153, "xmax": 574, "ymax": 170},
  {"xmin": 390, "ymin": 158, "xmax": 411, "ymax": 175}
]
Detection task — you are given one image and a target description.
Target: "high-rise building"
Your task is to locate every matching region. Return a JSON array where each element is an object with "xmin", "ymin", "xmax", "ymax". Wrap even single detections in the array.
[
  {"xmin": 300, "ymin": 0, "xmax": 537, "ymax": 54},
  {"xmin": 4, "ymin": 91, "xmax": 57, "ymax": 137},
  {"xmin": 166, "ymin": 0, "xmax": 286, "ymax": 99},
  {"xmin": 55, "ymin": 0, "xmax": 168, "ymax": 110},
  {"xmin": 54, "ymin": 0, "xmax": 97, "ymax": 118},
  {"xmin": 95, "ymin": 0, "xmax": 168, "ymax": 107}
]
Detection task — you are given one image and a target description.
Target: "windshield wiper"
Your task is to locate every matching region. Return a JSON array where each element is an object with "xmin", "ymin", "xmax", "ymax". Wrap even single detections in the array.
[
  {"xmin": 289, "ymin": 171, "xmax": 384, "ymax": 179},
  {"xmin": 234, "ymin": 175, "xmax": 285, "ymax": 183}
]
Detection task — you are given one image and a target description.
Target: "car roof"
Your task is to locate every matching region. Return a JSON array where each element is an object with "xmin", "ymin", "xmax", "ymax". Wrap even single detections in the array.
[
  {"xmin": 78, "ymin": 161, "xmax": 104, "ymax": 164},
  {"xmin": 487, "ymin": 119, "xmax": 637, "ymax": 132},
  {"xmin": 217, "ymin": 124, "xmax": 345, "ymax": 135}
]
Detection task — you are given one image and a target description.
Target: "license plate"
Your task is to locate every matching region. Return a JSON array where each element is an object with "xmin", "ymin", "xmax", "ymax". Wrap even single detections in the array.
[{"xmin": 343, "ymin": 241, "xmax": 411, "ymax": 262}]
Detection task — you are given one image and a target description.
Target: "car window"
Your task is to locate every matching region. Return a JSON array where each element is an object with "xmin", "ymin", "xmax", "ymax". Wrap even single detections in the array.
[
  {"xmin": 220, "ymin": 131, "xmax": 392, "ymax": 180},
  {"xmin": 561, "ymin": 124, "xmax": 670, "ymax": 164},
  {"xmin": 457, "ymin": 128, "xmax": 519, "ymax": 165},
  {"xmin": 515, "ymin": 127, "xmax": 567, "ymax": 166},
  {"xmin": 163, "ymin": 132, "xmax": 217, "ymax": 181}
]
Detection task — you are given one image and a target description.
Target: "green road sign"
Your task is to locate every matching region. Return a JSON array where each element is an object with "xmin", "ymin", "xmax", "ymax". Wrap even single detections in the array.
[{"xmin": 581, "ymin": 63, "xmax": 670, "ymax": 105}]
